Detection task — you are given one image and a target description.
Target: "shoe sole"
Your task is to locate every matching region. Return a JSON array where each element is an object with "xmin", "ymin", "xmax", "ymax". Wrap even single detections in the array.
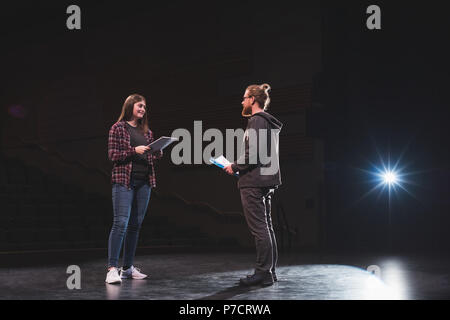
[
  {"xmin": 262, "ymin": 281, "xmax": 274, "ymax": 287},
  {"xmin": 121, "ymin": 275, "xmax": 148, "ymax": 280},
  {"xmin": 246, "ymin": 276, "xmax": 278, "ymax": 282},
  {"xmin": 239, "ymin": 279, "xmax": 274, "ymax": 287},
  {"xmin": 239, "ymin": 282, "xmax": 274, "ymax": 287},
  {"xmin": 105, "ymin": 280, "xmax": 122, "ymax": 284}
]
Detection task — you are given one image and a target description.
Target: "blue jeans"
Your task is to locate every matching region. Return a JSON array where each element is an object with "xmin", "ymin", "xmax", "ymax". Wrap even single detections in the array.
[{"xmin": 108, "ymin": 178, "xmax": 151, "ymax": 268}]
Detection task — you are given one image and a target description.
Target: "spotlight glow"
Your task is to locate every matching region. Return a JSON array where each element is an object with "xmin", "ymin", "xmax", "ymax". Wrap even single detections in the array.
[
  {"xmin": 382, "ymin": 171, "xmax": 398, "ymax": 185},
  {"xmin": 350, "ymin": 139, "xmax": 422, "ymax": 211}
]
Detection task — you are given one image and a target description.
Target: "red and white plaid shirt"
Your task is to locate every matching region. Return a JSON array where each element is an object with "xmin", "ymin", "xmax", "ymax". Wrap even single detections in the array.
[{"xmin": 108, "ymin": 121, "xmax": 162, "ymax": 189}]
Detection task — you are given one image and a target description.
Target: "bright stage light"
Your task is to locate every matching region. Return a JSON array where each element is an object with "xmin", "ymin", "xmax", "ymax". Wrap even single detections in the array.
[
  {"xmin": 355, "ymin": 154, "xmax": 415, "ymax": 203},
  {"xmin": 382, "ymin": 171, "xmax": 398, "ymax": 185}
]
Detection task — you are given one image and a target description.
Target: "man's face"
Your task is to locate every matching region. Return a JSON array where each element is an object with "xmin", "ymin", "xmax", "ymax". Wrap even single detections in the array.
[
  {"xmin": 133, "ymin": 100, "xmax": 147, "ymax": 119},
  {"xmin": 241, "ymin": 90, "xmax": 253, "ymax": 117}
]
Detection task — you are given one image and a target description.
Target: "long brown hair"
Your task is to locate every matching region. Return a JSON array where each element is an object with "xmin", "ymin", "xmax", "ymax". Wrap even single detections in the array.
[
  {"xmin": 246, "ymin": 83, "xmax": 271, "ymax": 110},
  {"xmin": 117, "ymin": 94, "xmax": 149, "ymax": 134}
]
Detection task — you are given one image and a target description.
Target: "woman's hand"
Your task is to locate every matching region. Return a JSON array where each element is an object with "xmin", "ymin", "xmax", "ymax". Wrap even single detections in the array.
[{"xmin": 135, "ymin": 145, "xmax": 150, "ymax": 155}]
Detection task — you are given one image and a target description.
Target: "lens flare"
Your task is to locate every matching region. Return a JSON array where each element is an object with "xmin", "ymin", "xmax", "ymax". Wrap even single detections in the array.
[{"xmin": 382, "ymin": 171, "xmax": 398, "ymax": 186}]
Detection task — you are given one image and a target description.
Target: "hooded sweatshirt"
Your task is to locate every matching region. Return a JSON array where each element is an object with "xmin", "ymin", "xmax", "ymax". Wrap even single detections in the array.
[{"xmin": 231, "ymin": 111, "xmax": 283, "ymax": 189}]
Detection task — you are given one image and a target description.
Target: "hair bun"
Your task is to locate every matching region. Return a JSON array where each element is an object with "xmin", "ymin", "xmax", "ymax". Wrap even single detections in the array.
[{"xmin": 261, "ymin": 83, "xmax": 271, "ymax": 93}]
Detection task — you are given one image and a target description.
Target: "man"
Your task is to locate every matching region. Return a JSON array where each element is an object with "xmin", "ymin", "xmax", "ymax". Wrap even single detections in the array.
[{"xmin": 224, "ymin": 83, "xmax": 283, "ymax": 286}]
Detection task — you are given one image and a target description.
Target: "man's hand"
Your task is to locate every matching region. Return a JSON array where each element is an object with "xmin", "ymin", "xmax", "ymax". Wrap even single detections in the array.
[{"xmin": 223, "ymin": 164, "xmax": 234, "ymax": 175}]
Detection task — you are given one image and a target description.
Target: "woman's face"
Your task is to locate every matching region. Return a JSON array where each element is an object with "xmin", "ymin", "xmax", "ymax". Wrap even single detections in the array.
[{"xmin": 132, "ymin": 100, "xmax": 146, "ymax": 120}]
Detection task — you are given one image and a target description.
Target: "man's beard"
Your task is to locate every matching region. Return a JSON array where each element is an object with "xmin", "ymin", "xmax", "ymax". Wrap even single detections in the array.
[{"xmin": 241, "ymin": 104, "xmax": 252, "ymax": 117}]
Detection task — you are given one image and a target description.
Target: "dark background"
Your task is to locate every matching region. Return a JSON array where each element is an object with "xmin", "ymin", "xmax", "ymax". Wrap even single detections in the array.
[{"xmin": 1, "ymin": 1, "xmax": 449, "ymax": 256}]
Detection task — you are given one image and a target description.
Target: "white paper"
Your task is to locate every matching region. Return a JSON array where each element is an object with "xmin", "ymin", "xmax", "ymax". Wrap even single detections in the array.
[
  {"xmin": 210, "ymin": 155, "xmax": 232, "ymax": 168},
  {"xmin": 148, "ymin": 136, "xmax": 179, "ymax": 152}
]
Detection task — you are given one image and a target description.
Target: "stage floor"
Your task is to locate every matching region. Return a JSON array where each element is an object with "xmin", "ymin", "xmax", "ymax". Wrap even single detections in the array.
[{"xmin": 1, "ymin": 251, "xmax": 450, "ymax": 300}]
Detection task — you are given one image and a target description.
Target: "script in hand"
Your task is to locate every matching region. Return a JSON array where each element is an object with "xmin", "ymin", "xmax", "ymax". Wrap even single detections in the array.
[
  {"xmin": 148, "ymin": 136, "xmax": 179, "ymax": 153},
  {"xmin": 209, "ymin": 156, "xmax": 239, "ymax": 177}
]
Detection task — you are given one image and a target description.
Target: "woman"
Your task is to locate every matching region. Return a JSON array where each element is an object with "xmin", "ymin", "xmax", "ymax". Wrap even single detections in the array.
[{"xmin": 106, "ymin": 93, "xmax": 163, "ymax": 284}]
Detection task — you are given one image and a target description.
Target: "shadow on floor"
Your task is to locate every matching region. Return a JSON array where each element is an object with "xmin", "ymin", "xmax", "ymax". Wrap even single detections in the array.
[{"xmin": 200, "ymin": 283, "xmax": 264, "ymax": 300}]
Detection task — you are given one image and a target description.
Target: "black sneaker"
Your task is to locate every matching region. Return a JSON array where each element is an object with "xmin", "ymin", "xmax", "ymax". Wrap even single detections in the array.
[
  {"xmin": 247, "ymin": 270, "xmax": 277, "ymax": 282},
  {"xmin": 240, "ymin": 271, "xmax": 274, "ymax": 287}
]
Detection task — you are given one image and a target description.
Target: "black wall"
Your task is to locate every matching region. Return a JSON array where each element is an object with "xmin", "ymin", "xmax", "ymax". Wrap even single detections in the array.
[
  {"xmin": 1, "ymin": 1, "xmax": 449, "ymax": 252},
  {"xmin": 318, "ymin": 1, "xmax": 450, "ymax": 251}
]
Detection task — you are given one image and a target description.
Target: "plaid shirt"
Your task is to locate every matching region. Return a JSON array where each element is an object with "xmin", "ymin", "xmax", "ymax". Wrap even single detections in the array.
[{"xmin": 108, "ymin": 121, "xmax": 162, "ymax": 189}]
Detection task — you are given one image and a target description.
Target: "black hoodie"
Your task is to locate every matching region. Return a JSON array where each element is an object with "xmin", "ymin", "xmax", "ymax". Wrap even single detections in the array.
[{"xmin": 231, "ymin": 111, "xmax": 283, "ymax": 188}]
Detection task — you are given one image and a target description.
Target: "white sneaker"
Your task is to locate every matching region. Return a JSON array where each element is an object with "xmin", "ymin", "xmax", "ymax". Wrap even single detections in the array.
[
  {"xmin": 105, "ymin": 267, "xmax": 122, "ymax": 284},
  {"xmin": 120, "ymin": 266, "xmax": 148, "ymax": 280}
]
